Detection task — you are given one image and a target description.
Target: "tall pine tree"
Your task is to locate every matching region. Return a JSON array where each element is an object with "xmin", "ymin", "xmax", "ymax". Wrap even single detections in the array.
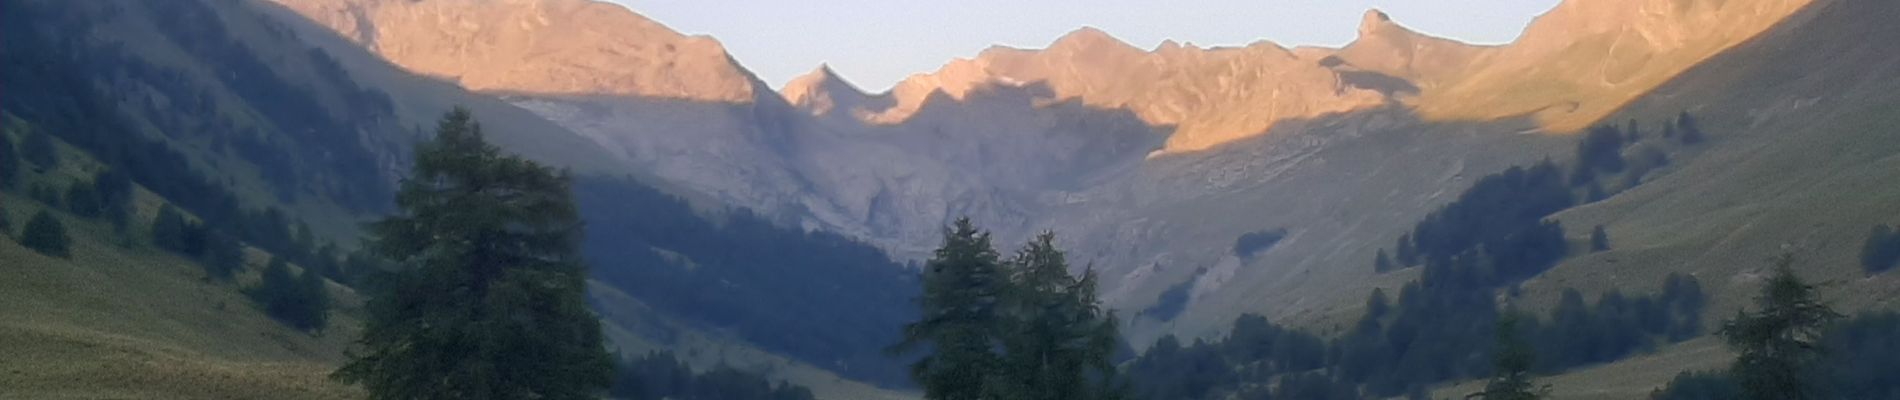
[
  {"xmin": 333, "ymin": 108, "xmax": 612, "ymax": 400},
  {"xmin": 893, "ymin": 217, "xmax": 1009, "ymax": 400},
  {"xmin": 1718, "ymin": 256, "xmax": 1840, "ymax": 400},
  {"xmin": 996, "ymin": 232, "xmax": 1126, "ymax": 400},
  {"xmin": 1475, "ymin": 313, "xmax": 1547, "ymax": 400}
]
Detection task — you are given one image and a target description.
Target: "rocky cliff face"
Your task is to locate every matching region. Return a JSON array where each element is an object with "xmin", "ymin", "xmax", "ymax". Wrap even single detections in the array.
[
  {"xmin": 267, "ymin": 0, "xmax": 1818, "ymax": 341},
  {"xmin": 269, "ymin": 0, "xmax": 757, "ymax": 101}
]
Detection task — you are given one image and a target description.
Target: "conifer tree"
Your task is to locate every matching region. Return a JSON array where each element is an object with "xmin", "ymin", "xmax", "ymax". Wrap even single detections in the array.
[
  {"xmin": 893, "ymin": 217, "xmax": 1008, "ymax": 400},
  {"xmin": 0, "ymin": 130, "xmax": 16, "ymax": 189},
  {"xmin": 1474, "ymin": 313, "xmax": 1547, "ymax": 400},
  {"xmin": 1590, "ymin": 225, "xmax": 1611, "ymax": 253},
  {"xmin": 1859, "ymin": 225, "xmax": 1900, "ymax": 274},
  {"xmin": 333, "ymin": 108, "xmax": 611, "ymax": 400},
  {"xmin": 996, "ymin": 232, "xmax": 1126, "ymax": 400},
  {"xmin": 151, "ymin": 205, "xmax": 187, "ymax": 252},
  {"xmin": 1375, "ymin": 249, "xmax": 1395, "ymax": 273},
  {"xmin": 1718, "ymin": 256, "xmax": 1840, "ymax": 400},
  {"xmin": 20, "ymin": 210, "xmax": 70, "ymax": 258}
]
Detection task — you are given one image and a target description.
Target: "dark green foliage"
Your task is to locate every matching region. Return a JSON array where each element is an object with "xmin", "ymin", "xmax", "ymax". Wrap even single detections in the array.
[
  {"xmin": 1570, "ymin": 125, "xmax": 1628, "ymax": 185},
  {"xmin": 1859, "ymin": 224, "xmax": 1900, "ymax": 274},
  {"xmin": 993, "ymin": 233, "xmax": 1126, "ymax": 400},
  {"xmin": 1374, "ymin": 249, "xmax": 1395, "ymax": 273},
  {"xmin": 1143, "ymin": 277, "xmax": 1194, "ymax": 322},
  {"xmin": 27, "ymin": 182, "xmax": 60, "ymax": 206},
  {"xmin": 1532, "ymin": 284, "xmax": 1705, "ymax": 371},
  {"xmin": 1621, "ymin": 146, "xmax": 1670, "ymax": 189},
  {"xmin": 1659, "ymin": 273, "xmax": 1708, "ymax": 341},
  {"xmin": 1127, "ymin": 336, "xmax": 1232, "ymax": 400},
  {"xmin": 576, "ymin": 176, "xmax": 917, "ymax": 386},
  {"xmin": 1128, "ymin": 315, "xmax": 1328, "ymax": 400},
  {"xmin": 0, "ymin": 129, "xmax": 17, "ymax": 188},
  {"xmin": 200, "ymin": 232, "xmax": 244, "ymax": 280},
  {"xmin": 609, "ymin": 351, "xmax": 816, "ymax": 400},
  {"xmin": 1365, "ymin": 288, "xmax": 1390, "ymax": 319},
  {"xmin": 64, "ymin": 180, "xmax": 102, "ymax": 217},
  {"xmin": 1405, "ymin": 160, "xmax": 1573, "ymax": 283},
  {"xmin": 1654, "ymin": 312, "xmax": 1900, "ymax": 400},
  {"xmin": 246, "ymin": 257, "xmax": 330, "ymax": 332},
  {"xmin": 1651, "ymin": 372, "xmax": 1743, "ymax": 400},
  {"xmin": 333, "ymin": 109, "xmax": 612, "ymax": 400},
  {"xmin": 1718, "ymin": 258, "xmax": 1840, "ymax": 400},
  {"xmin": 1, "ymin": 0, "xmax": 362, "ymax": 286},
  {"xmin": 1590, "ymin": 225, "xmax": 1610, "ymax": 253},
  {"xmin": 1677, "ymin": 112, "xmax": 1706, "ymax": 145},
  {"xmin": 1233, "ymin": 228, "xmax": 1288, "ymax": 258},
  {"xmin": 21, "ymin": 210, "xmax": 70, "ymax": 257},
  {"xmin": 894, "ymin": 223, "xmax": 1128, "ymax": 400},
  {"xmin": 894, "ymin": 218, "xmax": 1009, "ymax": 400},
  {"xmin": 21, "ymin": 129, "xmax": 57, "ymax": 169},
  {"xmin": 1475, "ymin": 314, "xmax": 1547, "ymax": 400},
  {"xmin": 1814, "ymin": 312, "xmax": 1900, "ymax": 400},
  {"xmin": 150, "ymin": 205, "xmax": 188, "ymax": 251},
  {"xmin": 1271, "ymin": 372, "xmax": 1359, "ymax": 400}
]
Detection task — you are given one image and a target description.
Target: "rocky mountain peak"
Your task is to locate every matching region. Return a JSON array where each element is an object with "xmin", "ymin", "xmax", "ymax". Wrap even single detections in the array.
[
  {"xmin": 782, "ymin": 63, "xmax": 883, "ymax": 116},
  {"xmin": 1358, "ymin": 9, "xmax": 1394, "ymax": 36},
  {"xmin": 268, "ymin": 0, "xmax": 760, "ymax": 102}
]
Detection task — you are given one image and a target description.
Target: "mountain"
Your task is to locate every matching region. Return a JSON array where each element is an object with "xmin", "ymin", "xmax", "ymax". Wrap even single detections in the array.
[
  {"xmin": 258, "ymin": 0, "xmax": 1844, "ymax": 347},
  {"xmin": 0, "ymin": 0, "xmax": 921, "ymax": 397},
  {"xmin": 22, "ymin": 0, "xmax": 1900, "ymax": 396},
  {"xmin": 268, "ymin": 0, "xmax": 756, "ymax": 101}
]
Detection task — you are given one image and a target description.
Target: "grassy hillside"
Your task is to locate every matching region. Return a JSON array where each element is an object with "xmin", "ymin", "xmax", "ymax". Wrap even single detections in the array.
[
  {"xmin": 1492, "ymin": 0, "xmax": 1900, "ymax": 395},
  {"xmin": 0, "ymin": 127, "xmax": 361, "ymax": 399}
]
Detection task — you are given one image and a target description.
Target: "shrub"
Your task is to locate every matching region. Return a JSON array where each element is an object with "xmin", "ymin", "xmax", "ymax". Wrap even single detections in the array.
[{"xmin": 20, "ymin": 210, "xmax": 70, "ymax": 258}]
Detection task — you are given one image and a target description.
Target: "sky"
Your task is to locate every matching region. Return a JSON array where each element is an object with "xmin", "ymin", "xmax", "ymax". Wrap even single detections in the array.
[{"xmin": 609, "ymin": 0, "xmax": 1563, "ymax": 92}]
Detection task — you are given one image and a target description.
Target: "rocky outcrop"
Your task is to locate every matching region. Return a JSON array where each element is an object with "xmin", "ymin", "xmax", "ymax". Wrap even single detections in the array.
[{"xmin": 269, "ymin": 0, "xmax": 758, "ymax": 101}]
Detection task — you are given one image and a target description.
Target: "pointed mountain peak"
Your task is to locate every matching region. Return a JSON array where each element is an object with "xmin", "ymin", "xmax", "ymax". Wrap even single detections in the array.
[
  {"xmin": 1359, "ymin": 9, "xmax": 1395, "ymax": 36},
  {"xmin": 782, "ymin": 62, "xmax": 877, "ymax": 115}
]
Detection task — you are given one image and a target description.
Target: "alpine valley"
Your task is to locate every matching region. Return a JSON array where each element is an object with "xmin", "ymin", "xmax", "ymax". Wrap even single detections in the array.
[{"xmin": 4, "ymin": 0, "xmax": 1900, "ymax": 398}]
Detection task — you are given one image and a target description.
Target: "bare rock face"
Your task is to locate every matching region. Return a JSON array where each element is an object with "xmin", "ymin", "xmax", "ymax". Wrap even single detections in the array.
[
  {"xmin": 859, "ymin": 20, "xmax": 1474, "ymax": 154},
  {"xmin": 269, "ymin": 0, "xmax": 757, "ymax": 102}
]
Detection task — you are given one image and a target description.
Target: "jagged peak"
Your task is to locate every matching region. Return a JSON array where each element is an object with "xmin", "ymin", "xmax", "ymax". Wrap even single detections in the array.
[{"xmin": 1357, "ymin": 8, "xmax": 1403, "ymax": 39}]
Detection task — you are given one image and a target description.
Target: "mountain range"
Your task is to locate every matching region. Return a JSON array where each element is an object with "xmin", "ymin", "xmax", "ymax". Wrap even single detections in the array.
[
  {"xmin": 263, "ymin": 0, "xmax": 1825, "ymax": 342},
  {"xmin": 7, "ymin": 0, "xmax": 1900, "ymax": 397}
]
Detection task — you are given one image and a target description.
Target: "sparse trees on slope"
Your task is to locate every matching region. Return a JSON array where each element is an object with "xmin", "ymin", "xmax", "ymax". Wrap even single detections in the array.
[
  {"xmin": 1719, "ymin": 256, "xmax": 1840, "ymax": 400},
  {"xmin": 248, "ymin": 256, "xmax": 331, "ymax": 332},
  {"xmin": 893, "ymin": 217, "xmax": 1009, "ymax": 400},
  {"xmin": 333, "ymin": 109, "xmax": 612, "ymax": 400},
  {"xmin": 20, "ymin": 210, "xmax": 69, "ymax": 258}
]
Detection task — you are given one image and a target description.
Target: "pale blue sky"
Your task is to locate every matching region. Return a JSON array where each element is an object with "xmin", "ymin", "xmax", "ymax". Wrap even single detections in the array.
[{"xmin": 609, "ymin": 1, "xmax": 1562, "ymax": 92}]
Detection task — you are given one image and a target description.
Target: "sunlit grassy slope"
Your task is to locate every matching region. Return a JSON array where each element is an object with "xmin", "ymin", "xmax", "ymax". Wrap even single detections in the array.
[{"xmin": 1443, "ymin": 0, "xmax": 1900, "ymax": 396}]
